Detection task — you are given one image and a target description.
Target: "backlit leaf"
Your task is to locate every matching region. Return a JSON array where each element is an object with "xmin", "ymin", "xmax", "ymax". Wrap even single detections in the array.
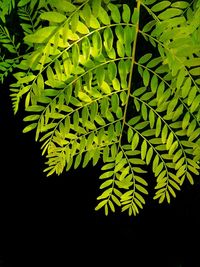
[
  {"xmin": 158, "ymin": 8, "xmax": 183, "ymax": 20},
  {"xmin": 146, "ymin": 147, "xmax": 153, "ymax": 165},
  {"xmin": 155, "ymin": 117, "xmax": 161, "ymax": 137},
  {"xmin": 141, "ymin": 103, "xmax": 148, "ymax": 120},
  {"xmin": 108, "ymin": 62, "xmax": 117, "ymax": 81},
  {"xmin": 171, "ymin": 1, "xmax": 189, "ymax": 8},
  {"xmin": 166, "ymin": 132, "xmax": 174, "ymax": 150},
  {"xmin": 40, "ymin": 12, "xmax": 66, "ymax": 23},
  {"xmin": 143, "ymin": 69, "xmax": 150, "ymax": 86},
  {"xmin": 181, "ymin": 78, "xmax": 191, "ymax": 99},
  {"xmin": 24, "ymin": 26, "xmax": 57, "ymax": 43},
  {"xmin": 149, "ymin": 110, "xmax": 155, "ymax": 129},
  {"xmin": 116, "ymin": 40, "xmax": 125, "ymax": 57},
  {"xmin": 98, "ymin": 7, "xmax": 110, "ymax": 25},
  {"xmin": 77, "ymin": 21, "xmax": 89, "ymax": 34},
  {"xmin": 114, "ymin": 159, "xmax": 127, "ymax": 173},
  {"xmin": 23, "ymin": 123, "xmax": 37, "ymax": 133},
  {"xmin": 100, "ymin": 179, "xmax": 113, "ymax": 189},
  {"xmin": 108, "ymin": 3, "xmax": 121, "ymax": 23},
  {"xmin": 182, "ymin": 112, "xmax": 190, "ymax": 130},
  {"xmin": 176, "ymin": 68, "xmax": 186, "ymax": 90},
  {"xmin": 189, "ymin": 67, "xmax": 200, "ymax": 76},
  {"xmin": 138, "ymin": 53, "xmax": 152, "ymax": 64},
  {"xmin": 132, "ymin": 133, "xmax": 139, "ymax": 151},
  {"xmin": 187, "ymin": 87, "xmax": 197, "ymax": 106},
  {"xmin": 151, "ymin": 1, "xmax": 171, "ymax": 12},
  {"xmin": 150, "ymin": 75, "xmax": 158, "ymax": 93},
  {"xmin": 78, "ymin": 92, "xmax": 92, "ymax": 102},
  {"xmin": 141, "ymin": 140, "xmax": 147, "ymax": 160},
  {"xmin": 186, "ymin": 172, "xmax": 194, "ymax": 185},
  {"xmin": 135, "ymin": 184, "xmax": 148, "ymax": 195},
  {"xmin": 122, "ymin": 4, "xmax": 131, "ymax": 23},
  {"xmin": 95, "ymin": 199, "xmax": 108, "ymax": 210}
]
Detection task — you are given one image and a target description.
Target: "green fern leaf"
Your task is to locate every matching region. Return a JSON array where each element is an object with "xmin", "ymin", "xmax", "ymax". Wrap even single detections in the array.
[{"xmin": 2, "ymin": 0, "xmax": 200, "ymax": 216}]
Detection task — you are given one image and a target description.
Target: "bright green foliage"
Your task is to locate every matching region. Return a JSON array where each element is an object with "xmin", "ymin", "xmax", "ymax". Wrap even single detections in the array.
[{"xmin": 1, "ymin": 0, "xmax": 200, "ymax": 216}]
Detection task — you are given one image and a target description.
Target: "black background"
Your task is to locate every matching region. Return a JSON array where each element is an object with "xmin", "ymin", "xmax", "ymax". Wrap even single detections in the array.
[
  {"xmin": 0, "ymin": 0, "xmax": 200, "ymax": 266},
  {"xmin": 0, "ymin": 71, "xmax": 200, "ymax": 267}
]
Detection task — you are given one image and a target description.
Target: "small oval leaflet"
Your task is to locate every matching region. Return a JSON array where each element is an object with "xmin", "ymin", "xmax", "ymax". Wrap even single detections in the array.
[
  {"xmin": 122, "ymin": 4, "xmax": 131, "ymax": 23},
  {"xmin": 40, "ymin": 12, "xmax": 66, "ymax": 23}
]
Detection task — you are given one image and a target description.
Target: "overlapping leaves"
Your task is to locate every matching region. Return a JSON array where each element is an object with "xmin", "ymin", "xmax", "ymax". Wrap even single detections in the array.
[{"xmin": 1, "ymin": 0, "xmax": 200, "ymax": 216}]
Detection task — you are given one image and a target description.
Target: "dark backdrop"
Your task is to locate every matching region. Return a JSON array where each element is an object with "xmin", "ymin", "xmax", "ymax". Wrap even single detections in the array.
[
  {"xmin": 0, "ymin": 63, "xmax": 200, "ymax": 267},
  {"xmin": 0, "ymin": 0, "xmax": 200, "ymax": 266}
]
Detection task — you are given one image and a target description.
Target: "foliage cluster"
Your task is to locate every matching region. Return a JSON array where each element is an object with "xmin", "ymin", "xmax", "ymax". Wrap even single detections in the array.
[{"xmin": 0, "ymin": 0, "xmax": 200, "ymax": 215}]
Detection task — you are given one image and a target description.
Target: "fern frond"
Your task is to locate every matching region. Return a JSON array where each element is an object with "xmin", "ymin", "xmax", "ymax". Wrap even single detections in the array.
[
  {"xmin": 0, "ymin": 25, "xmax": 20, "ymax": 55},
  {"xmin": 18, "ymin": 5, "xmax": 40, "ymax": 35},
  {"xmin": 0, "ymin": 57, "xmax": 18, "ymax": 83},
  {"xmin": 17, "ymin": 0, "xmax": 51, "ymax": 35},
  {"xmin": 5, "ymin": 0, "xmax": 200, "ymax": 216}
]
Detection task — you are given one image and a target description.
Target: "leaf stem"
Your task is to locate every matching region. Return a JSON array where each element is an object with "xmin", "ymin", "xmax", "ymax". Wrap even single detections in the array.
[{"xmin": 118, "ymin": 0, "xmax": 141, "ymax": 145}]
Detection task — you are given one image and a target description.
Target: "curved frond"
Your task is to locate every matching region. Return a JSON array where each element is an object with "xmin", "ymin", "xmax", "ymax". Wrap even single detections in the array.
[{"xmin": 1, "ymin": 0, "xmax": 200, "ymax": 216}]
